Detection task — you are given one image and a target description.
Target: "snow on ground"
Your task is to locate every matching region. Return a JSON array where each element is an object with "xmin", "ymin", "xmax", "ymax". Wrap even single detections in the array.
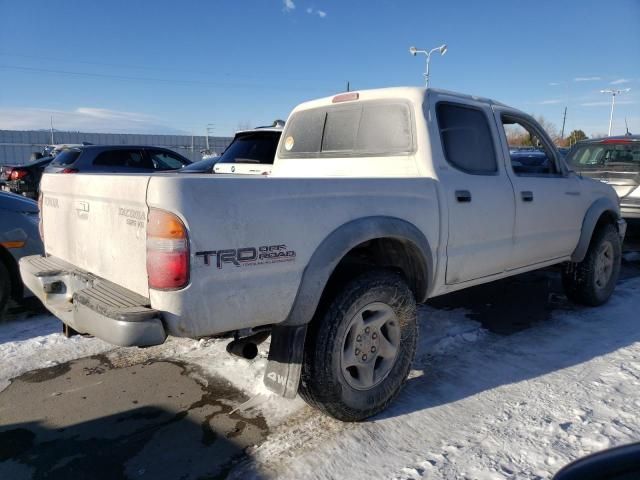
[
  {"xmin": 1, "ymin": 275, "xmax": 639, "ymax": 479},
  {"xmin": 0, "ymin": 313, "xmax": 113, "ymax": 392},
  {"xmin": 229, "ymin": 276, "xmax": 640, "ymax": 479}
]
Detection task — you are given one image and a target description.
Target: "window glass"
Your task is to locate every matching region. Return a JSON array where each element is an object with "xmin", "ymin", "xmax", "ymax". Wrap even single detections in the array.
[
  {"xmin": 502, "ymin": 116, "xmax": 558, "ymax": 175},
  {"xmin": 566, "ymin": 143, "xmax": 640, "ymax": 172},
  {"xmin": 50, "ymin": 149, "xmax": 81, "ymax": 166},
  {"xmin": 280, "ymin": 100, "xmax": 413, "ymax": 157},
  {"xmin": 217, "ymin": 132, "xmax": 281, "ymax": 164},
  {"xmin": 436, "ymin": 103, "xmax": 497, "ymax": 174},
  {"xmin": 93, "ymin": 150, "xmax": 151, "ymax": 168},
  {"xmin": 149, "ymin": 150, "xmax": 188, "ymax": 170}
]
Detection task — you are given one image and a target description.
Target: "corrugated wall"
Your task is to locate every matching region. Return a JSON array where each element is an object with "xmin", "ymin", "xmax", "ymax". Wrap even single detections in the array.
[{"xmin": 0, "ymin": 130, "xmax": 233, "ymax": 165}]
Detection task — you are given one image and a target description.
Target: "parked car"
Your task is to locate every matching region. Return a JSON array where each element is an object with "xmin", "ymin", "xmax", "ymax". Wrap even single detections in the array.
[
  {"xmin": 213, "ymin": 122, "xmax": 283, "ymax": 175},
  {"xmin": 21, "ymin": 87, "xmax": 625, "ymax": 421},
  {"xmin": 565, "ymin": 135, "xmax": 640, "ymax": 220},
  {"xmin": 1, "ymin": 156, "xmax": 55, "ymax": 199},
  {"xmin": 0, "ymin": 191, "xmax": 43, "ymax": 316},
  {"xmin": 44, "ymin": 145, "xmax": 191, "ymax": 174}
]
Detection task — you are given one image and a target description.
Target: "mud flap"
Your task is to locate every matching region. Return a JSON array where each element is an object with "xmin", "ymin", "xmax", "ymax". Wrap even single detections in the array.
[{"xmin": 263, "ymin": 324, "xmax": 307, "ymax": 398}]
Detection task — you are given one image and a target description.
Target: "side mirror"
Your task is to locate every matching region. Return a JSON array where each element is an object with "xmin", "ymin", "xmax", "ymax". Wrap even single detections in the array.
[{"xmin": 553, "ymin": 443, "xmax": 640, "ymax": 480}]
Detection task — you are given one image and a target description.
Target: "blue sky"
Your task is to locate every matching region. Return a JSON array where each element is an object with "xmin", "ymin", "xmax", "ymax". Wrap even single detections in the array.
[{"xmin": 0, "ymin": 0, "xmax": 638, "ymax": 137}]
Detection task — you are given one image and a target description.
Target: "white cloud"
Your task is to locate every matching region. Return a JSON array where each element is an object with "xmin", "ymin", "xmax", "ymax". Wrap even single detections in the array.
[
  {"xmin": 610, "ymin": 78, "xmax": 630, "ymax": 85},
  {"xmin": 539, "ymin": 99, "xmax": 562, "ymax": 105},
  {"xmin": 574, "ymin": 76, "xmax": 601, "ymax": 82},
  {"xmin": 580, "ymin": 100, "xmax": 637, "ymax": 107},
  {"xmin": 0, "ymin": 106, "xmax": 184, "ymax": 134},
  {"xmin": 548, "ymin": 82, "xmax": 561, "ymax": 86},
  {"xmin": 305, "ymin": 7, "xmax": 327, "ymax": 18},
  {"xmin": 283, "ymin": 0, "xmax": 295, "ymax": 11}
]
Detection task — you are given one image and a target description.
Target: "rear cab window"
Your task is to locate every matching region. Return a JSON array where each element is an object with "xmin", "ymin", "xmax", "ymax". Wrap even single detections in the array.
[{"xmin": 279, "ymin": 100, "xmax": 414, "ymax": 158}]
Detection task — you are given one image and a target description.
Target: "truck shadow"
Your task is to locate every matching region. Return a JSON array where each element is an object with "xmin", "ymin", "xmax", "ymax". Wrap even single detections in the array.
[
  {"xmin": 378, "ymin": 262, "xmax": 640, "ymax": 421},
  {"xmin": 0, "ymin": 357, "xmax": 269, "ymax": 480}
]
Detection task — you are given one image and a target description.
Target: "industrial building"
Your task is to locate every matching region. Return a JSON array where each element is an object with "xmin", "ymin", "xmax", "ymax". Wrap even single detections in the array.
[{"xmin": 0, "ymin": 130, "xmax": 232, "ymax": 165}]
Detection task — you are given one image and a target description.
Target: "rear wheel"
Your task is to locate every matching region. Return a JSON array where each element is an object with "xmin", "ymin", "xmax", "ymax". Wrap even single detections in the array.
[
  {"xmin": 299, "ymin": 269, "xmax": 417, "ymax": 421},
  {"xmin": 562, "ymin": 223, "xmax": 621, "ymax": 306},
  {"xmin": 0, "ymin": 261, "xmax": 11, "ymax": 319}
]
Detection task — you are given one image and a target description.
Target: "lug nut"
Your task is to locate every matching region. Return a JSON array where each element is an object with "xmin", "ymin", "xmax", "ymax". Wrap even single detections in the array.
[
  {"xmin": 362, "ymin": 354, "xmax": 367, "ymax": 361},
  {"xmin": 365, "ymin": 327, "xmax": 370, "ymax": 334},
  {"xmin": 372, "ymin": 332, "xmax": 378, "ymax": 339},
  {"xmin": 356, "ymin": 335, "xmax": 362, "ymax": 342},
  {"xmin": 371, "ymin": 346, "xmax": 376, "ymax": 353},
  {"xmin": 355, "ymin": 348, "xmax": 360, "ymax": 355}
]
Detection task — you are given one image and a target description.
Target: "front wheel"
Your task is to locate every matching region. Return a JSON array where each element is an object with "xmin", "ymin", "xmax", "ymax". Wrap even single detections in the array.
[
  {"xmin": 299, "ymin": 269, "xmax": 417, "ymax": 421},
  {"xmin": 562, "ymin": 223, "xmax": 621, "ymax": 306}
]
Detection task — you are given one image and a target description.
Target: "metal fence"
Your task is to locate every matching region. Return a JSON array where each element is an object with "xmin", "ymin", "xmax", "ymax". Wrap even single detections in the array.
[{"xmin": 0, "ymin": 130, "xmax": 233, "ymax": 165}]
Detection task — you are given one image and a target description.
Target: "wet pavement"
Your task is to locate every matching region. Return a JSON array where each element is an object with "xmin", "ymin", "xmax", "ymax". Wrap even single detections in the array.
[{"xmin": 0, "ymin": 355, "xmax": 267, "ymax": 480}]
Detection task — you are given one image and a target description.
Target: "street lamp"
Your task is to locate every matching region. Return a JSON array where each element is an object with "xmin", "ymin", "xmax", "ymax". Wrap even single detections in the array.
[
  {"xmin": 600, "ymin": 88, "xmax": 631, "ymax": 136},
  {"xmin": 409, "ymin": 44, "xmax": 447, "ymax": 88}
]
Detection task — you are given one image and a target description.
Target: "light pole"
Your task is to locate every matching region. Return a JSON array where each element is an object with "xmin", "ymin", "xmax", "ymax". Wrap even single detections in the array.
[
  {"xmin": 409, "ymin": 44, "xmax": 447, "ymax": 88},
  {"xmin": 600, "ymin": 88, "xmax": 630, "ymax": 136}
]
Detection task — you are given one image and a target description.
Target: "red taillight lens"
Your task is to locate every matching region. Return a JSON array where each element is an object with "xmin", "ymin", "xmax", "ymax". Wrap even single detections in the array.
[
  {"xmin": 146, "ymin": 208, "xmax": 189, "ymax": 290},
  {"xmin": 10, "ymin": 169, "xmax": 28, "ymax": 180},
  {"xmin": 61, "ymin": 168, "xmax": 79, "ymax": 174}
]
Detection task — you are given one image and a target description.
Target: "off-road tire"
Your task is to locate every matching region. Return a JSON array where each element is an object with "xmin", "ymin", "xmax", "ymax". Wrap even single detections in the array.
[
  {"xmin": 299, "ymin": 269, "xmax": 417, "ymax": 421},
  {"xmin": 562, "ymin": 223, "xmax": 621, "ymax": 306},
  {"xmin": 0, "ymin": 261, "xmax": 11, "ymax": 319}
]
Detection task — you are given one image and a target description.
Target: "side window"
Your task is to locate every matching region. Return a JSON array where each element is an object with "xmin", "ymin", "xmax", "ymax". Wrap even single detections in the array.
[
  {"xmin": 149, "ymin": 150, "xmax": 188, "ymax": 170},
  {"xmin": 94, "ymin": 150, "xmax": 151, "ymax": 169},
  {"xmin": 502, "ymin": 116, "xmax": 559, "ymax": 176},
  {"xmin": 436, "ymin": 103, "xmax": 498, "ymax": 174}
]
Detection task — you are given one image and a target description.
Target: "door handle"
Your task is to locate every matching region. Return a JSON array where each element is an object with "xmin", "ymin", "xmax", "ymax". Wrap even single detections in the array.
[
  {"xmin": 455, "ymin": 190, "xmax": 472, "ymax": 203},
  {"xmin": 521, "ymin": 191, "xmax": 534, "ymax": 202}
]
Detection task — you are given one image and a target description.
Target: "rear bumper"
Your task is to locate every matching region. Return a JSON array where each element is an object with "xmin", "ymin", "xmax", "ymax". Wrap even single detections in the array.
[
  {"xmin": 19, "ymin": 255, "xmax": 166, "ymax": 347},
  {"xmin": 621, "ymin": 203, "xmax": 640, "ymax": 219}
]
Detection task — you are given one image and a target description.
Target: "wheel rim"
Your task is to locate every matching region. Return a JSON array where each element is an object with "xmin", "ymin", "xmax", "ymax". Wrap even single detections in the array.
[
  {"xmin": 340, "ymin": 302, "xmax": 401, "ymax": 391},
  {"xmin": 594, "ymin": 240, "xmax": 614, "ymax": 289}
]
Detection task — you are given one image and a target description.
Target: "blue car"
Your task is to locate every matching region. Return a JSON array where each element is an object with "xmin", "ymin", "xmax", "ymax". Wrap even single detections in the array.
[{"xmin": 0, "ymin": 191, "xmax": 43, "ymax": 316}]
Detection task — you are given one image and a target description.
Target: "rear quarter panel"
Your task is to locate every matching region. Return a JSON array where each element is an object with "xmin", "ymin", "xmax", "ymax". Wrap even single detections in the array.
[{"xmin": 147, "ymin": 174, "xmax": 440, "ymax": 337}]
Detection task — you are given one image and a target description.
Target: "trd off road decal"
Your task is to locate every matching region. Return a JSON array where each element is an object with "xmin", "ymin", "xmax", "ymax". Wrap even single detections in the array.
[{"xmin": 195, "ymin": 244, "xmax": 296, "ymax": 269}]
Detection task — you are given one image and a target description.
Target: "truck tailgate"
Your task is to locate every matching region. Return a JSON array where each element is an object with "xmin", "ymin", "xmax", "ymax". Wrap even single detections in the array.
[{"xmin": 40, "ymin": 173, "xmax": 151, "ymax": 297}]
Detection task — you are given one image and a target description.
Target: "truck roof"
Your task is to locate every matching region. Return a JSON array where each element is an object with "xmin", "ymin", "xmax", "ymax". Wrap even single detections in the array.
[{"xmin": 291, "ymin": 86, "xmax": 508, "ymax": 113}]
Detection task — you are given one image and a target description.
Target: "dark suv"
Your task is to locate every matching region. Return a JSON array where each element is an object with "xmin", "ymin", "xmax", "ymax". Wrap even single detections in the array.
[{"xmin": 45, "ymin": 145, "xmax": 191, "ymax": 174}]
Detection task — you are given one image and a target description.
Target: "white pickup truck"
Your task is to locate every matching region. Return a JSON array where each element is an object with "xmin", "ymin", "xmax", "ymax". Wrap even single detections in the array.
[{"xmin": 21, "ymin": 87, "xmax": 626, "ymax": 421}]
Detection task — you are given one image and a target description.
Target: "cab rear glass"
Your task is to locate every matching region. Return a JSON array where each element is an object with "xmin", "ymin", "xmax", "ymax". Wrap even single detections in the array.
[
  {"xmin": 279, "ymin": 100, "xmax": 414, "ymax": 158},
  {"xmin": 50, "ymin": 149, "xmax": 82, "ymax": 166}
]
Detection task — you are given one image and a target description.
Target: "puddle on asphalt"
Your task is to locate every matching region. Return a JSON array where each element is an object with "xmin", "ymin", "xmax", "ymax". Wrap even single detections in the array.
[{"xmin": 0, "ymin": 354, "xmax": 268, "ymax": 480}]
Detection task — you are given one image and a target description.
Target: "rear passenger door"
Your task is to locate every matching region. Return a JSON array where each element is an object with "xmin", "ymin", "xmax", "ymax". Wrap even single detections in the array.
[
  {"xmin": 146, "ymin": 149, "xmax": 190, "ymax": 171},
  {"xmin": 92, "ymin": 149, "xmax": 151, "ymax": 173},
  {"xmin": 429, "ymin": 94, "xmax": 516, "ymax": 284}
]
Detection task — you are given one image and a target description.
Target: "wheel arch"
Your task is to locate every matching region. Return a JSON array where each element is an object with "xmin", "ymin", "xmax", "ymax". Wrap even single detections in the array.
[
  {"xmin": 282, "ymin": 216, "xmax": 433, "ymax": 327},
  {"xmin": 571, "ymin": 197, "xmax": 622, "ymax": 263}
]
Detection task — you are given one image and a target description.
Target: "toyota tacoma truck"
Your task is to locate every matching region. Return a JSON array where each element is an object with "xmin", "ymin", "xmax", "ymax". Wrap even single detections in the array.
[{"xmin": 21, "ymin": 87, "xmax": 626, "ymax": 421}]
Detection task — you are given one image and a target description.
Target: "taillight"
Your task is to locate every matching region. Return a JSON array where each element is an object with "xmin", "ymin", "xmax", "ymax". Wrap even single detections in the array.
[
  {"xmin": 10, "ymin": 169, "xmax": 28, "ymax": 180},
  {"xmin": 146, "ymin": 208, "xmax": 189, "ymax": 290},
  {"xmin": 61, "ymin": 168, "xmax": 79, "ymax": 174},
  {"xmin": 38, "ymin": 193, "xmax": 44, "ymax": 241}
]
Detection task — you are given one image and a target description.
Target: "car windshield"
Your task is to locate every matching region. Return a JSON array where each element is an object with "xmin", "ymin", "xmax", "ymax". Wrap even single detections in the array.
[
  {"xmin": 50, "ymin": 149, "xmax": 82, "ymax": 166},
  {"xmin": 567, "ymin": 142, "xmax": 640, "ymax": 172},
  {"xmin": 217, "ymin": 132, "xmax": 280, "ymax": 164}
]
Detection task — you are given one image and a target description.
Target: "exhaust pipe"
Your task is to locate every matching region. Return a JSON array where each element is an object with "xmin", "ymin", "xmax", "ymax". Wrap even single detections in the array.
[{"xmin": 226, "ymin": 330, "xmax": 271, "ymax": 360}]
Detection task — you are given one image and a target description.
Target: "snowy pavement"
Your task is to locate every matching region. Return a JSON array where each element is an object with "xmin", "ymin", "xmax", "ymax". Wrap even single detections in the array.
[{"xmin": 1, "ymin": 266, "xmax": 639, "ymax": 479}]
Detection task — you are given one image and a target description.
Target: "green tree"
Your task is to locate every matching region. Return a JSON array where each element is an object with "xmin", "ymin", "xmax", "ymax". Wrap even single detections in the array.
[{"xmin": 567, "ymin": 129, "xmax": 588, "ymax": 146}]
